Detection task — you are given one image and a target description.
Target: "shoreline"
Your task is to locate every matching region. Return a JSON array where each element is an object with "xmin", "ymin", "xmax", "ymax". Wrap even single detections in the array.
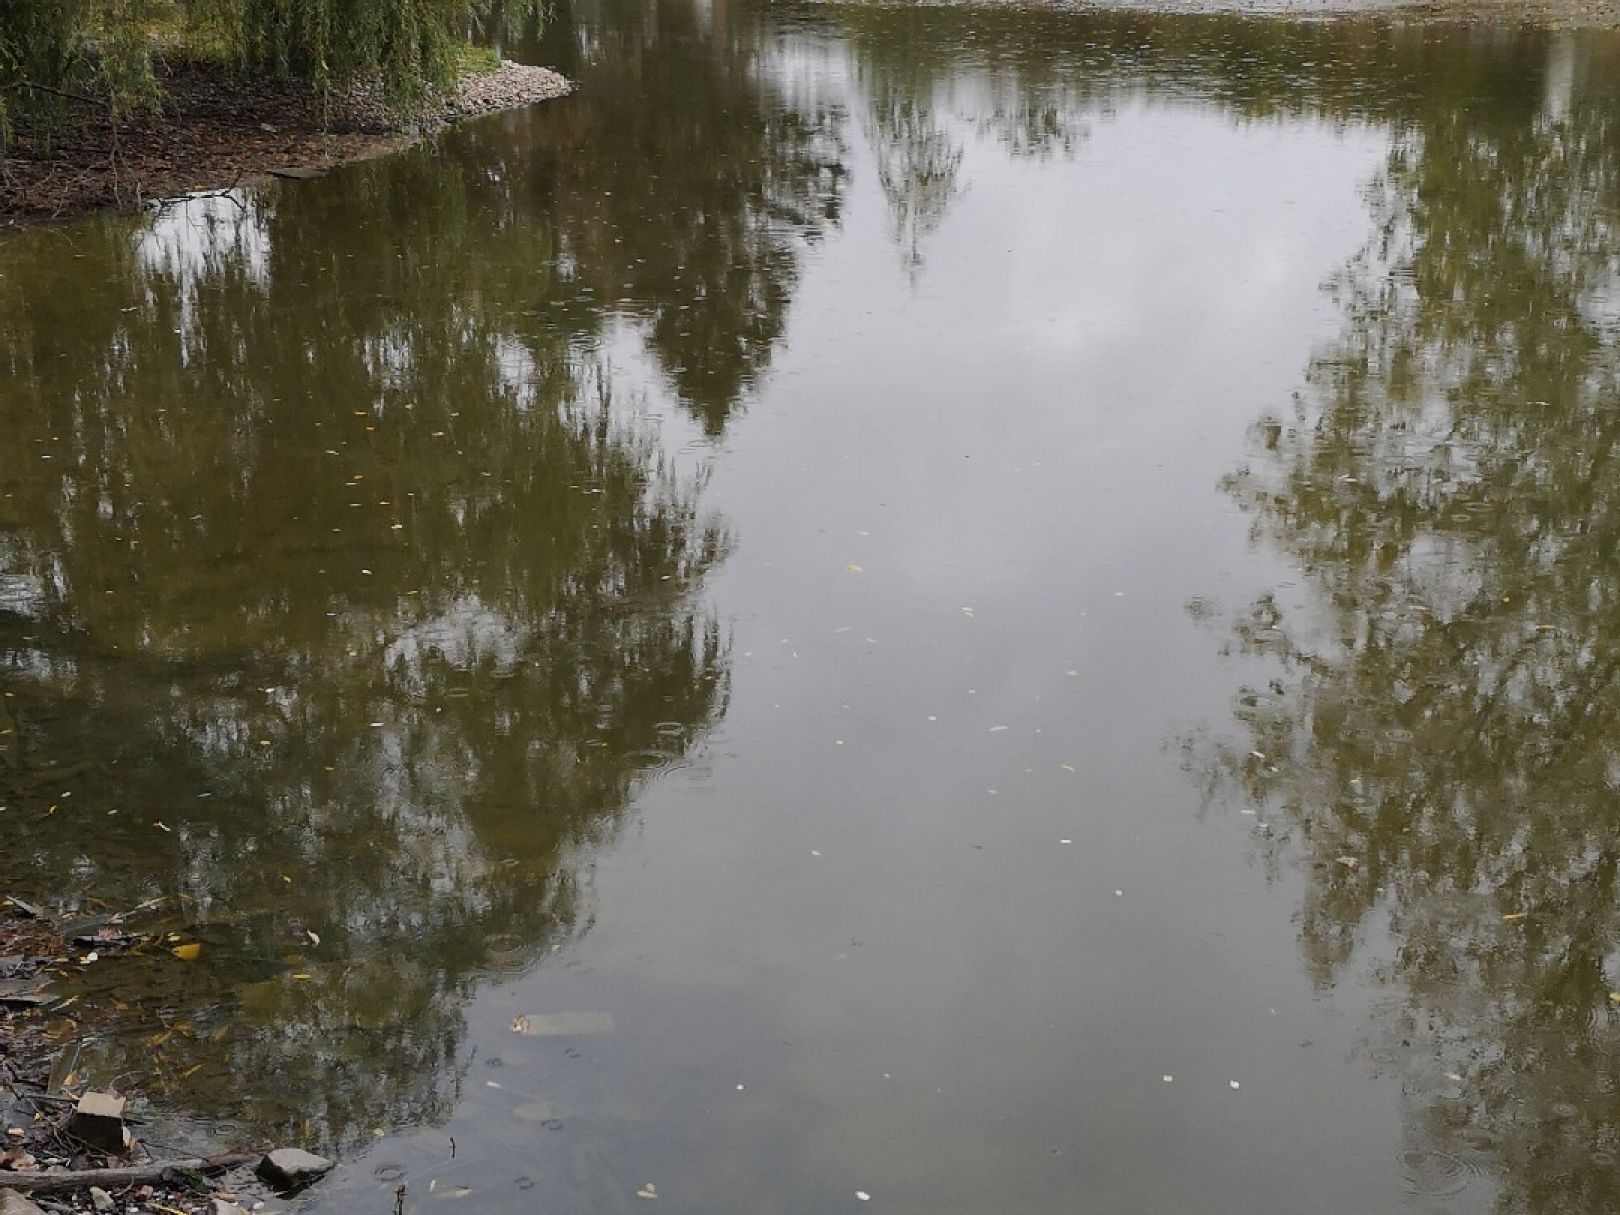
[
  {"xmin": 2, "ymin": 0, "xmax": 1619, "ymax": 230},
  {"xmin": 0, "ymin": 898, "xmax": 321, "ymax": 1215},
  {"xmin": 0, "ymin": 59, "xmax": 571, "ymax": 230}
]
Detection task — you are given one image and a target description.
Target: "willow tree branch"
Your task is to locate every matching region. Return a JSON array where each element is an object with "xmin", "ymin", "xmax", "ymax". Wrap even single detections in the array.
[{"xmin": 0, "ymin": 80, "xmax": 107, "ymax": 109}]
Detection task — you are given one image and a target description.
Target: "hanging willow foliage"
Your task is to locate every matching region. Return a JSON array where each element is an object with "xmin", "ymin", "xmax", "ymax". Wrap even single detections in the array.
[{"xmin": 0, "ymin": 0, "xmax": 539, "ymax": 141}]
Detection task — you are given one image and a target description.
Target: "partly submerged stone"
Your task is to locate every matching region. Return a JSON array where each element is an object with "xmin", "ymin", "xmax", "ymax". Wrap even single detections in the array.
[
  {"xmin": 256, "ymin": 1147, "xmax": 335, "ymax": 1191},
  {"xmin": 257, "ymin": 1147, "xmax": 334, "ymax": 1189}
]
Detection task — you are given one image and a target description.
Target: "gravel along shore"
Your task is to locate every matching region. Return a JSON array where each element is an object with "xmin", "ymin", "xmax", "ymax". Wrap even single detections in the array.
[{"xmin": 449, "ymin": 61, "xmax": 573, "ymax": 121}]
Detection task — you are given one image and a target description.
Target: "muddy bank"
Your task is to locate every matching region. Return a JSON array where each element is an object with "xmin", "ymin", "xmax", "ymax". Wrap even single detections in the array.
[
  {"xmin": 0, "ymin": 899, "xmax": 333, "ymax": 1215},
  {"xmin": 0, "ymin": 59, "xmax": 569, "ymax": 228}
]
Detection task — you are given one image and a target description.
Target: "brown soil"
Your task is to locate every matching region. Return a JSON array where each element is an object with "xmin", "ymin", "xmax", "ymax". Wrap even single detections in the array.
[
  {"xmin": 1, "ymin": 64, "xmax": 391, "ymax": 226},
  {"xmin": 0, "ymin": 59, "xmax": 568, "ymax": 229}
]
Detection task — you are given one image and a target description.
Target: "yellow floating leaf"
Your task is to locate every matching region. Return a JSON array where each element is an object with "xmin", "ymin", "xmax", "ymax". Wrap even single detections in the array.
[
  {"xmin": 1502, "ymin": 912, "xmax": 1527, "ymax": 922},
  {"xmin": 170, "ymin": 942, "xmax": 202, "ymax": 961}
]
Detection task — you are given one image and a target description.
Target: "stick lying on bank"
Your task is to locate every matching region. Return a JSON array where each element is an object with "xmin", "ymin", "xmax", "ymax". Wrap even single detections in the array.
[{"xmin": 0, "ymin": 1151, "xmax": 258, "ymax": 1193}]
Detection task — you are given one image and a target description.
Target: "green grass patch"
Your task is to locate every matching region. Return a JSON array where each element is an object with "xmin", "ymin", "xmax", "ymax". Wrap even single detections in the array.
[{"xmin": 451, "ymin": 44, "xmax": 502, "ymax": 77}]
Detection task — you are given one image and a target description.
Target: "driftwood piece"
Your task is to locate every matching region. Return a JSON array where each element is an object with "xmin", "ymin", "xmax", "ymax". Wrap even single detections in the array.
[{"xmin": 0, "ymin": 1152, "xmax": 258, "ymax": 1193}]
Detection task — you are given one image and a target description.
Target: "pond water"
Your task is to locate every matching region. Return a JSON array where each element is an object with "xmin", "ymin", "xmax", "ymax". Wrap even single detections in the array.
[{"xmin": 3, "ymin": 2, "xmax": 1619, "ymax": 1212}]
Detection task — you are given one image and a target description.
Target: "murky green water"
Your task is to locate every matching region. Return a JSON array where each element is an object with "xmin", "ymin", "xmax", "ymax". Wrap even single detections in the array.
[{"xmin": 3, "ymin": 2, "xmax": 1619, "ymax": 1211}]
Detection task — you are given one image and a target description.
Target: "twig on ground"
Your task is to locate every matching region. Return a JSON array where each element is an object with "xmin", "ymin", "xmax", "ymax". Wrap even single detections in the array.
[{"xmin": 0, "ymin": 1151, "xmax": 260, "ymax": 1193}]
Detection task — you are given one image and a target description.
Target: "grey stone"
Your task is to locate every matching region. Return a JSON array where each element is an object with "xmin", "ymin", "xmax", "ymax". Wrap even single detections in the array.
[
  {"xmin": 0, "ymin": 1189, "xmax": 49, "ymax": 1215},
  {"xmin": 68, "ymin": 1093, "xmax": 128, "ymax": 1156},
  {"xmin": 87, "ymin": 1188, "xmax": 114, "ymax": 1214},
  {"xmin": 256, "ymin": 1147, "xmax": 334, "ymax": 1191},
  {"xmin": 210, "ymin": 1201, "xmax": 247, "ymax": 1215}
]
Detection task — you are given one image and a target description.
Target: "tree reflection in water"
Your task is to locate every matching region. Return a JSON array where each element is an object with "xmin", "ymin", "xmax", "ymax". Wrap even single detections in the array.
[
  {"xmin": 0, "ymin": 0, "xmax": 863, "ymax": 1144},
  {"xmin": 1194, "ymin": 36, "xmax": 1620, "ymax": 1214},
  {"xmin": 0, "ymin": 183, "xmax": 730, "ymax": 1149}
]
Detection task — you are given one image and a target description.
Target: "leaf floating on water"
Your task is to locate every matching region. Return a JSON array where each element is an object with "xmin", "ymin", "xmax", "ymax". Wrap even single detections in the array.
[
  {"xmin": 1229, "ymin": 1080, "xmax": 1241, "ymax": 1090},
  {"xmin": 1609, "ymin": 993, "xmax": 1620, "ymax": 1004},
  {"xmin": 1502, "ymin": 913, "xmax": 1527, "ymax": 922},
  {"xmin": 856, "ymin": 1192, "xmax": 871, "ymax": 1202},
  {"xmin": 513, "ymin": 1100, "xmax": 559, "ymax": 1122},
  {"xmin": 1334, "ymin": 856, "xmax": 1359, "ymax": 870},
  {"xmin": 511, "ymin": 1012, "xmax": 615, "ymax": 1036},
  {"xmin": 635, "ymin": 1183, "xmax": 658, "ymax": 1200},
  {"xmin": 170, "ymin": 942, "xmax": 201, "ymax": 961},
  {"xmin": 845, "ymin": 565, "xmax": 863, "ymax": 574}
]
